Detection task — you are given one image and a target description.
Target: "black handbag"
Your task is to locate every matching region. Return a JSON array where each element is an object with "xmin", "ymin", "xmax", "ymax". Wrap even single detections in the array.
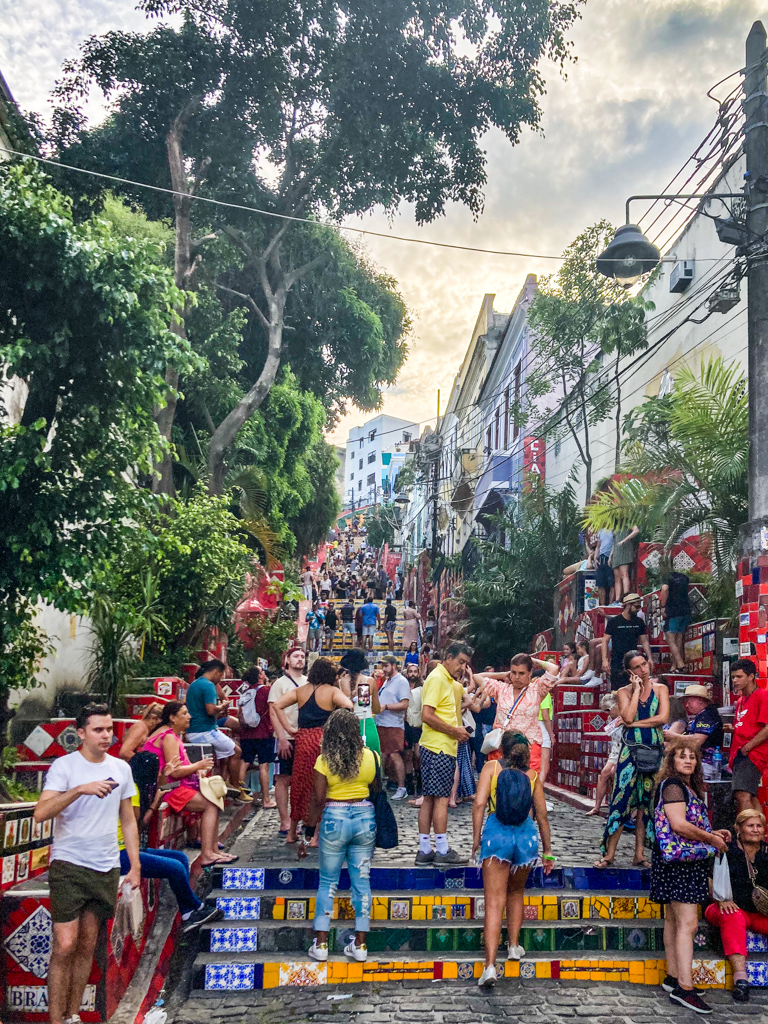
[
  {"xmin": 625, "ymin": 740, "xmax": 663, "ymax": 774},
  {"xmin": 370, "ymin": 752, "xmax": 398, "ymax": 849}
]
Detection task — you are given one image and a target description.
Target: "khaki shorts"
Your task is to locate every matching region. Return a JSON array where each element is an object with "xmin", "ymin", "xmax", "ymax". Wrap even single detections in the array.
[{"xmin": 48, "ymin": 859, "xmax": 121, "ymax": 923}]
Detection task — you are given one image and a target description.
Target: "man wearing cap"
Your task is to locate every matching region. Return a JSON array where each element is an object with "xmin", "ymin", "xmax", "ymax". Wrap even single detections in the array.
[
  {"xmin": 601, "ymin": 594, "xmax": 653, "ymax": 691},
  {"xmin": 375, "ymin": 656, "xmax": 411, "ymax": 801},
  {"xmin": 682, "ymin": 684, "xmax": 724, "ymax": 770}
]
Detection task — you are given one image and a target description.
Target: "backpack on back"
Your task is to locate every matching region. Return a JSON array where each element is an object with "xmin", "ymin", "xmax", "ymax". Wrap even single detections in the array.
[
  {"xmin": 495, "ymin": 766, "xmax": 533, "ymax": 826},
  {"xmin": 239, "ymin": 688, "xmax": 262, "ymax": 729}
]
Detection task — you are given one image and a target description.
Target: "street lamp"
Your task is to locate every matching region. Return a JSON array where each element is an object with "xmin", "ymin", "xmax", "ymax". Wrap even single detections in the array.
[
  {"xmin": 394, "ymin": 493, "xmax": 410, "ymax": 507},
  {"xmin": 596, "ymin": 193, "xmax": 744, "ymax": 288}
]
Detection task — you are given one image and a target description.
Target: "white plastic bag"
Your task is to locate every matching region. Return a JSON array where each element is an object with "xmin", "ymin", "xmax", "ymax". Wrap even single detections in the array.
[{"xmin": 712, "ymin": 853, "xmax": 733, "ymax": 902}]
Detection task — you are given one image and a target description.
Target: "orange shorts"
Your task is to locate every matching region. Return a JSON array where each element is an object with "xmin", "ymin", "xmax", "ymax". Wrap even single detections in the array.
[{"xmin": 487, "ymin": 742, "xmax": 542, "ymax": 772}]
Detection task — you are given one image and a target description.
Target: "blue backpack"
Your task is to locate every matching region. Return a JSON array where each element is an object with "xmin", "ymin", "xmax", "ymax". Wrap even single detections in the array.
[{"xmin": 495, "ymin": 766, "xmax": 533, "ymax": 826}]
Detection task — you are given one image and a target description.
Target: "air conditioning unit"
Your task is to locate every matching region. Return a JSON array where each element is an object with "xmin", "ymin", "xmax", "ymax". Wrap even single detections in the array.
[{"xmin": 670, "ymin": 260, "xmax": 695, "ymax": 293}]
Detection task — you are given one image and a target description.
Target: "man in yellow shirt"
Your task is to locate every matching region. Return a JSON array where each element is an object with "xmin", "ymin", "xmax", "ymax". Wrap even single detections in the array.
[{"xmin": 416, "ymin": 642, "xmax": 473, "ymax": 865}]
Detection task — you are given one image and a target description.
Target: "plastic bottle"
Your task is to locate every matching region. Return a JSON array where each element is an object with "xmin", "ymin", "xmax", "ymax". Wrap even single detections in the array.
[{"xmin": 711, "ymin": 747, "xmax": 722, "ymax": 782}]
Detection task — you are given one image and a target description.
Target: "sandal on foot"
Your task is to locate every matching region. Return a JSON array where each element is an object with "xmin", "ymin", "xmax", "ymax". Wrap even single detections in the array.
[
  {"xmin": 632, "ymin": 858, "xmax": 651, "ymax": 869},
  {"xmin": 593, "ymin": 857, "xmax": 614, "ymax": 869}
]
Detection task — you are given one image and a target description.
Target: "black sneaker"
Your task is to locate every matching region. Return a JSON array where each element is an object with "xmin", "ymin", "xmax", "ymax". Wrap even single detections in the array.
[
  {"xmin": 661, "ymin": 975, "xmax": 677, "ymax": 993},
  {"xmin": 182, "ymin": 904, "xmax": 222, "ymax": 933},
  {"xmin": 732, "ymin": 980, "xmax": 750, "ymax": 1003},
  {"xmin": 415, "ymin": 849, "xmax": 435, "ymax": 864},
  {"xmin": 434, "ymin": 848, "xmax": 466, "ymax": 865},
  {"xmin": 669, "ymin": 986, "xmax": 713, "ymax": 1014}
]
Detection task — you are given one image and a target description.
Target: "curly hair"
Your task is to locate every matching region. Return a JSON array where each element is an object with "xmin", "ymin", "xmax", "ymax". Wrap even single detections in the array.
[
  {"xmin": 656, "ymin": 736, "xmax": 706, "ymax": 798},
  {"xmin": 321, "ymin": 708, "xmax": 364, "ymax": 781},
  {"xmin": 307, "ymin": 657, "xmax": 339, "ymax": 688}
]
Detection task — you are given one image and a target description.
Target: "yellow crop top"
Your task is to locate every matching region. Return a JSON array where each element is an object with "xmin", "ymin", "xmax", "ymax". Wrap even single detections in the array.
[
  {"xmin": 117, "ymin": 786, "xmax": 141, "ymax": 851},
  {"xmin": 315, "ymin": 747, "xmax": 377, "ymax": 800},
  {"xmin": 488, "ymin": 762, "xmax": 536, "ymax": 814}
]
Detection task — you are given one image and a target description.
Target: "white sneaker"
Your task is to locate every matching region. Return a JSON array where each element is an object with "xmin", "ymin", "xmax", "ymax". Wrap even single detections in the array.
[
  {"xmin": 392, "ymin": 787, "xmax": 408, "ymax": 800},
  {"xmin": 344, "ymin": 939, "xmax": 368, "ymax": 962},
  {"xmin": 507, "ymin": 944, "xmax": 526, "ymax": 960},
  {"xmin": 478, "ymin": 964, "xmax": 497, "ymax": 988},
  {"xmin": 545, "ymin": 800, "xmax": 554, "ymax": 812},
  {"xmin": 308, "ymin": 938, "xmax": 328, "ymax": 962}
]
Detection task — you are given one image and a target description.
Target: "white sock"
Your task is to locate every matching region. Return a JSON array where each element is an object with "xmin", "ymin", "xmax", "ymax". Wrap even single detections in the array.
[
  {"xmin": 435, "ymin": 833, "xmax": 449, "ymax": 855},
  {"xmin": 419, "ymin": 833, "xmax": 432, "ymax": 854}
]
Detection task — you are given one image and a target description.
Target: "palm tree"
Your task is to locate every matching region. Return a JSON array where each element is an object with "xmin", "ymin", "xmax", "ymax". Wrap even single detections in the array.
[{"xmin": 582, "ymin": 356, "xmax": 748, "ymax": 579}]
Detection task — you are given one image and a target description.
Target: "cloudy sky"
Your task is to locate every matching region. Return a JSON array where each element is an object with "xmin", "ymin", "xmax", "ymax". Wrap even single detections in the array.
[{"xmin": 1, "ymin": 0, "xmax": 763, "ymax": 444}]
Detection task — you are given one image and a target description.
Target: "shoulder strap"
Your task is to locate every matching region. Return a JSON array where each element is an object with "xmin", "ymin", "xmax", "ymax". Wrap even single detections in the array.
[{"xmin": 505, "ymin": 687, "xmax": 528, "ymax": 724}]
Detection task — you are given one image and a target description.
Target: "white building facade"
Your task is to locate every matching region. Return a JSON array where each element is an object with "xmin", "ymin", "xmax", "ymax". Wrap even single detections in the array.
[{"xmin": 343, "ymin": 413, "xmax": 419, "ymax": 510}]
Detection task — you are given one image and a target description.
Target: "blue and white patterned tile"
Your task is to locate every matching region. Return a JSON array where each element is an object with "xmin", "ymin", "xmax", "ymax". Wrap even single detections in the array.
[
  {"xmin": 746, "ymin": 960, "xmax": 768, "ymax": 987},
  {"xmin": 210, "ymin": 927, "xmax": 258, "ymax": 953},
  {"xmin": 5, "ymin": 905, "xmax": 52, "ymax": 979},
  {"xmin": 746, "ymin": 930, "xmax": 768, "ymax": 953},
  {"xmin": 205, "ymin": 964, "xmax": 255, "ymax": 990},
  {"xmin": 220, "ymin": 867, "xmax": 264, "ymax": 890},
  {"xmin": 216, "ymin": 896, "xmax": 261, "ymax": 919},
  {"xmin": 519, "ymin": 961, "xmax": 536, "ymax": 980}
]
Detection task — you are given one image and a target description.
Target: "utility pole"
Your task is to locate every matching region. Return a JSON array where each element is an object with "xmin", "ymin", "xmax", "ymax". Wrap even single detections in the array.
[
  {"xmin": 431, "ymin": 390, "xmax": 441, "ymax": 648},
  {"xmin": 745, "ymin": 21, "xmax": 768, "ymax": 522}
]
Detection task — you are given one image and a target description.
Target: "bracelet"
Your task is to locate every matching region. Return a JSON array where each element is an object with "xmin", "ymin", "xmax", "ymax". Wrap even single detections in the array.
[{"xmin": 542, "ymin": 854, "xmax": 556, "ymax": 861}]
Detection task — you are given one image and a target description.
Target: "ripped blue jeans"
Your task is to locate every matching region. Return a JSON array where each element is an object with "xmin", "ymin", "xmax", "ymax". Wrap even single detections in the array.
[{"xmin": 314, "ymin": 802, "xmax": 376, "ymax": 932}]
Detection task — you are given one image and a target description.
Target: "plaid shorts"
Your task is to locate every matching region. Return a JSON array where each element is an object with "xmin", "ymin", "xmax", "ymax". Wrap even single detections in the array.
[{"xmin": 420, "ymin": 747, "xmax": 457, "ymax": 798}]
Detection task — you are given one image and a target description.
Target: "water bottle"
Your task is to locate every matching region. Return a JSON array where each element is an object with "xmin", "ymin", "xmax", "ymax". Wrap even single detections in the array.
[{"xmin": 711, "ymin": 747, "xmax": 722, "ymax": 782}]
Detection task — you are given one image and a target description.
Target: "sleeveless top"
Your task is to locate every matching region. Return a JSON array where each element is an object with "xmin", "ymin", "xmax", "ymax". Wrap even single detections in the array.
[
  {"xmin": 298, "ymin": 688, "xmax": 334, "ymax": 729},
  {"xmin": 488, "ymin": 762, "xmax": 537, "ymax": 814},
  {"xmin": 143, "ymin": 727, "xmax": 197, "ymax": 789},
  {"xmin": 626, "ymin": 690, "xmax": 663, "ymax": 747}
]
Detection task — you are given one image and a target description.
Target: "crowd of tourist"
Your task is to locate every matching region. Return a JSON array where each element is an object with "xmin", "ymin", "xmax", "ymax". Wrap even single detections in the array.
[{"xmin": 31, "ymin": 532, "xmax": 768, "ymax": 1016}]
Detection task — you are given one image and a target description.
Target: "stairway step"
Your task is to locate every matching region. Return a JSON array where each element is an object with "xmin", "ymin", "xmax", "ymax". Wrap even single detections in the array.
[{"xmin": 191, "ymin": 949, "xmax": 756, "ymax": 992}]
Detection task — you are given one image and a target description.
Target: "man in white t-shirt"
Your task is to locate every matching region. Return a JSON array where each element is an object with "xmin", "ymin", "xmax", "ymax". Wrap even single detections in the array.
[
  {"xmin": 34, "ymin": 703, "xmax": 140, "ymax": 1024},
  {"xmin": 268, "ymin": 647, "xmax": 307, "ymax": 840},
  {"xmin": 375, "ymin": 655, "xmax": 412, "ymax": 800}
]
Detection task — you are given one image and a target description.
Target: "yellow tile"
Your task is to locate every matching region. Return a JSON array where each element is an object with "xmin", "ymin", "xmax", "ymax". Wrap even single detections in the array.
[
  {"xmin": 560, "ymin": 960, "xmax": 575, "ymax": 969},
  {"xmin": 262, "ymin": 965, "xmax": 279, "ymax": 989},
  {"xmin": 423, "ymin": 896, "xmax": 434, "ymax": 905},
  {"xmin": 275, "ymin": 897, "xmax": 285, "ymax": 904},
  {"xmin": 542, "ymin": 906, "xmax": 558, "ymax": 920},
  {"xmin": 599, "ymin": 960, "xmax": 613, "ymax": 970},
  {"xmin": 590, "ymin": 897, "xmax": 610, "ymax": 920},
  {"xmin": 347, "ymin": 963, "xmax": 364, "ymax": 983},
  {"xmin": 536, "ymin": 962, "xmax": 551, "ymax": 979},
  {"xmin": 330, "ymin": 963, "xmax": 347, "ymax": 981},
  {"xmin": 309, "ymin": 899, "xmax": 316, "ymax": 915},
  {"xmin": 273, "ymin": 905, "xmax": 285, "ymax": 920},
  {"xmin": 373, "ymin": 906, "xmax": 388, "ymax": 921},
  {"xmin": 629, "ymin": 962, "xmax": 645, "ymax": 981},
  {"xmin": 575, "ymin": 960, "xmax": 590, "ymax": 969},
  {"xmin": 543, "ymin": 895, "xmax": 558, "ymax": 905},
  {"xmin": 412, "ymin": 906, "xmax": 427, "ymax": 920},
  {"xmin": 591, "ymin": 972, "xmax": 605, "ymax": 981},
  {"xmin": 505, "ymin": 962, "xmax": 520, "ymax": 978},
  {"xmin": 457, "ymin": 897, "xmax": 470, "ymax": 906},
  {"xmin": 474, "ymin": 962, "xmax": 484, "ymax": 978},
  {"xmin": 443, "ymin": 962, "xmax": 458, "ymax": 979},
  {"xmin": 611, "ymin": 897, "xmax": 637, "ymax": 919}
]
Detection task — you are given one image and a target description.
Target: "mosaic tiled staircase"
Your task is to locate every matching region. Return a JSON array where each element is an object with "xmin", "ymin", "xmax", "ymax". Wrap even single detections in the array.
[
  {"xmin": 323, "ymin": 599, "xmax": 408, "ymax": 656},
  {"xmin": 191, "ymin": 863, "xmax": 768, "ymax": 993}
]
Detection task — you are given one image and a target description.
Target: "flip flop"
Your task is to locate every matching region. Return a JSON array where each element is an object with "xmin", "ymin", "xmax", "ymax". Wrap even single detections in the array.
[
  {"xmin": 632, "ymin": 859, "xmax": 651, "ymax": 869},
  {"xmin": 593, "ymin": 857, "xmax": 614, "ymax": 869},
  {"xmin": 278, "ymin": 829, "xmax": 289, "ymax": 836}
]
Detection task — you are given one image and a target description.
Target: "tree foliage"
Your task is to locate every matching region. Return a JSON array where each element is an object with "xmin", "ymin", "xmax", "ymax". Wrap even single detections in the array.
[
  {"xmin": 51, "ymin": 0, "xmax": 581, "ymax": 491},
  {"xmin": 463, "ymin": 480, "xmax": 582, "ymax": 665},
  {"xmin": 0, "ymin": 162, "xmax": 191, "ymax": 744},
  {"xmin": 526, "ymin": 222, "xmax": 650, "ymax": 501},
  {"xmin": 366, "ymin": 504, "xmax": 398, "ymax": 551},
  {"xmin": 582, "ymin": 356, "xmax": 748, "ymax": 580}
]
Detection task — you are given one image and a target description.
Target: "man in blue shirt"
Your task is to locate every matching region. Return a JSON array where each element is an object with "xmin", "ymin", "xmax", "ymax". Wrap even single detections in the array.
[
  {"xmin": 305, "ymin": 601, "xmax": 324, "ymax": 652},
  {"xmin": 185, "ymin": 659, "xmax": 242, "ymax": 790},
  {"xmin": 360, "ymin": 598, "xmax": 380, "ymax": 651}
]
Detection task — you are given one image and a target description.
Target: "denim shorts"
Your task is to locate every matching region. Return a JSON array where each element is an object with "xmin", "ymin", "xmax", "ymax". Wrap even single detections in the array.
[
  {"xmin": 666, "ymin": 615, "xmax": 690, "ymax": 634},
  {"xmin": 480, "ymin": 813, "xmax": 538, "ymax": 869}
]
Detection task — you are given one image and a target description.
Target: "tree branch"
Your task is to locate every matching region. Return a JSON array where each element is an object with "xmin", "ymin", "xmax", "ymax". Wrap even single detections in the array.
[{"xmin": 215, "ymin": 283, "xmax": 271, "ymax": 330}]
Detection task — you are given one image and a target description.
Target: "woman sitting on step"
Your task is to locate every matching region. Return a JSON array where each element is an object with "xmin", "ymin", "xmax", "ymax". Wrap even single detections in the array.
[
  {"xmin": 472, "ymin": 731, "xmax": 554, "ymax": 989},
  {"xmin": 703, "ymin": 808, "xmax": 768, "ymax": 1005},
  {"xmin": 301, "ymin": 708, "xmax": 379, "ymax": 964}
]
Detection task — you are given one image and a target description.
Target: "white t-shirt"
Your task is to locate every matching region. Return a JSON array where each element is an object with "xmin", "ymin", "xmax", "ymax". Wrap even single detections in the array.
[
  {"xmin": 268, "ymin": 673, "xmax": 306, "ymax": 731},
  {"xmin": 43, "ymin": 751, "xmax": 134, "ymax": 872}
]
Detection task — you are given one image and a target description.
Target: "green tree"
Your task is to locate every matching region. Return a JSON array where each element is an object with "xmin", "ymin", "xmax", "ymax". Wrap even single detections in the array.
[
  {"xmin": 0, "ymin": 162, "xmax": 191, "ymax": 747},
  {"xmin": 526, "ymin": 222, "xmax": 650, "ymax": 500},
  {"xmin": 288, "ymin": 440, "xmax": 341, "ymax": 557},
  {"xmin": 463, "ymin": 480, "xmax": 582, "ymax": 665},
  {"xmin": 52, "ymin": 0, "xmax": 581, "ymax": 492},
  {"xmin": 582, "ymin": 356, "xmax": 748, "ymax": 582},
  {"xmin": 366, "ymin": 504, "xmax": 398, "ymax": 551}
]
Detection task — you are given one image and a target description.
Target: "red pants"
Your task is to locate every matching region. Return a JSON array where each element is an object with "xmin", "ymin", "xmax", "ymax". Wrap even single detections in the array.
[{"xmin": 704, "ymin": 901, "xmax": 768, "ymax": 956}]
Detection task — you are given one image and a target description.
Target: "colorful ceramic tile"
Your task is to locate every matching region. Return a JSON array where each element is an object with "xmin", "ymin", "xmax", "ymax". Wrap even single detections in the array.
[
  {"xmin": 746, "ymin": 930, "xmax": 768, "ymax": 953},
  {"xmin": 520, "ymin": 961, "xmax": 536, "ymax": 979},
  {"xmin": 431, "ymin": 906, "xmax": 447, "ymax": 920},
  {"xmin": 589, "ymin": 897, "xmax": 611, "ymax": 920},
  {"xmin": 216, "ymin": 896, "xmax": 261, "ymax": 919},
  {"xmin": 210, "ymin": 927, "xmax": 258, "ymax": 952},
  {"xmin": 5, "ymin": 905, "xmax": 52, "ymax": 978},
  {"xmin": 474, "ymin": 897, "xmax": 485, "ymax": 919},
  {"xmin": 205, "ymin": 963, "xmax": 255, "ymax": 990},
  {"xmin": 559, "ymin": 898, "xmax": 581, "ymax": 920},
  {"xmin": 691, "ymin": 959, "xmax": 726, "ymax": 987},
  {"xmin": 287, "ymin": 900, "xmax": 307, "ymax": 921},
  {"xmin": 31, "ymin": 820, "xmax": 42, "ymax": 842},
  {"xmin": 4, "ymin": 819, "xmax": 18, "ymax": 849},
  {"xmin": 2, "ymin": 854, "xmax": 15, "ymax": 886},
  {"xmin": 18, "ymin": 817, "xmax": 31, "ymax": 845},
  {"xmin": 451, "ymin": 904, "xmax": 467, "ymax": 920},
  {"xmin": 279, "ymin": 961, "xmax": 328, "ymax": 987},
  {"xmin": 222, "ymin": 867, "xmax": 265, "ymax": 890},
  {"xmin": 279, "ymin": 870, "xmax": 294, "ymax": 885},
  {"xmin": 611, "ymin": 897, "xmax": 636, "ymax": 919},
  {"xmin": 391, "ymin": 900, "xmax": 410, "ymax": 921},
  {"xmin": 42, "ymin": 819, "xmax": 52, "ymax": 839},
  {"xmin": 23, "ymin": 725, "xmax": 54, "ymax": 758},
  {"xmin": 336, "ymin": 897, "xmax": 355, "ymax": 920},
  {"xmin": 746, "ymin": 960, "xmax": 768, "ymax": 986},
  {"xmin": 457, "ymin": 962, "xmax": 474, "ymax": 980},
  {"xmin": 523, "ymin": 904, "xmax": 540, "ymax": 920},
  {"xmin": 16, "ymin": 850, "xmax": 30, "ymax": 882}
]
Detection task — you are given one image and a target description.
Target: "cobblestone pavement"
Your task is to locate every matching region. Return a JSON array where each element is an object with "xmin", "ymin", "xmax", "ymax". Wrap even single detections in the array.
[
  {"xmin": 235, "ymin": 791, "xmax": 637, "ymax": 869},
  {"xmin": 169, "ymin": 977, "xmax": 768, "ymax": 1024}
]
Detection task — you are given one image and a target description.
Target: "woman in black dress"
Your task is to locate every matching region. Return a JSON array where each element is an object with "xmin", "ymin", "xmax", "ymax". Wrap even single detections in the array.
[{"xmin": 651, "ymin": 738, "xmax": 729, "ymax": 1014}]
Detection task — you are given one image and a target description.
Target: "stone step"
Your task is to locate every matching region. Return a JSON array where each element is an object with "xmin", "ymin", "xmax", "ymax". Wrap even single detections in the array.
[
  {"xmin": 206, "ymin": 887, "xmax": 659, "ymax": 924},
  {"xmin": 199, "ymin": 916, "xmax": 670, "ymax": 955},
  {"xmin": 189, "ymin": 949, "xmax": 768, "ymax": 992}
]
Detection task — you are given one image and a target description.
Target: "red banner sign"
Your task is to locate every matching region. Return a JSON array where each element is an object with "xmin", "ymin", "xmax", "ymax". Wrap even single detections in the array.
[{"xmin": 523, "ymin": 436, "xmax": 546, "ymax": 490}]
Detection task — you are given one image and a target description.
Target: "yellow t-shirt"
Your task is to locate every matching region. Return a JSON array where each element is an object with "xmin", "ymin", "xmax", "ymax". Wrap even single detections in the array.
[
  {"xmin": 420, "ymin": 663, "xmax": 460, "ymax": 757},
  {"xmin": 117, "ymin": 785, "xmax": 141, "ymax": 852},
  {"xmin": 315, "ymin": 747, "xmax": 377, "ymax": 800}
]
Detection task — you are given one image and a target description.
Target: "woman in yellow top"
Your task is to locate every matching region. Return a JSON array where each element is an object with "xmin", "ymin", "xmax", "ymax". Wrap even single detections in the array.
[
  {"xmin": 472, "ymin": 731, "xmax": 554, "ymax": 989},
  {"xmin": 300, "ymin": 708, "xmax": 379, "ymax": 964}
]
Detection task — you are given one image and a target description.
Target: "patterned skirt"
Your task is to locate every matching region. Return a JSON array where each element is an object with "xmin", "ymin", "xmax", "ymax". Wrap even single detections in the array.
[
  {"xmin": 456, "ymin": 740, "xmax": 476, "ymax": 798},
  {"xmin": 600, "ymin": 742, "xmax": 656, "ymax": 857},
  {"xmin": 290, "ymin": 727, "xmax": 324, "ymax": 825}
]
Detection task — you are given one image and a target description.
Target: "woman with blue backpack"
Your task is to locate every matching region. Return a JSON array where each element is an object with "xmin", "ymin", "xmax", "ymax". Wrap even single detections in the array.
[{"xmin": 472, "ymin": 731, "xmax": 554, "ymax": 988}]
